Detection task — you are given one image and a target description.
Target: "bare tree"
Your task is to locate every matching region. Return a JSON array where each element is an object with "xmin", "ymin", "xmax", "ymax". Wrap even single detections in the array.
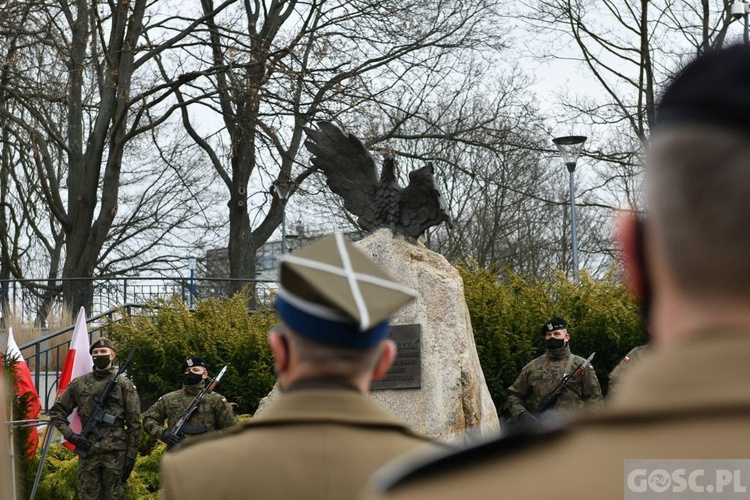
[
  {"xmin": 0, "ymin": 0, "xmax": 236, "ymax": 312},
  {"xmin": 165, "ymin": 0, "xmax": 508, "ymax": 285}
]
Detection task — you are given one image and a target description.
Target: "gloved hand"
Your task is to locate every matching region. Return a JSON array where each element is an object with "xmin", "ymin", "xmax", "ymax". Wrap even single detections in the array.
[
  {"xmin": 518, "ymin": 412, "xmax": 540, "ymax": 426},
  {"xmin": 122, "ymin": 456, "xmax": 136, "ymax": 482},
  {"xmin": 68, "ymin": 433, "xmax": 93, "ymax": 451},
  {"xmin": 161, "ymin": 429, "xmax": 182, "ymax": 447}
]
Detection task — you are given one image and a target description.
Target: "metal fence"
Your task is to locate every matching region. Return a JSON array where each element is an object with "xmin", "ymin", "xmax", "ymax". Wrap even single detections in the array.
[{"xmin": 0, "ymin": 277, "xmax": 278, "ymax": 325}]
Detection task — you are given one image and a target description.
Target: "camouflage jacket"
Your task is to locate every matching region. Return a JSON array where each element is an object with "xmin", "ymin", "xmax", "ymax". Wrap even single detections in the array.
[
  {"xmin": 608, "ymin": 344, "xmax": 651, "ymax": 398},
  {"xmin": 142, "ymin": 382, "xmax": 236, "ymax": 441},
  {"xmin": 506, "ymin": 345, "xmax": 603, "ymax": 418},
  {"xmin": 49, "ymin": 367, "xmax": 141, "ymax": 459}
]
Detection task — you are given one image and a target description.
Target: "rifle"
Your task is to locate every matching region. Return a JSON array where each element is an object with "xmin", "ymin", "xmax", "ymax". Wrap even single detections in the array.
[
  {"xmin": 536, "ymin": 352, "xmax": 595, "ymax": 413},
  {"xmin": 75, "ymin": 346, "xmax": 137, "ymax": 457},
  {"xmin": 170, "ymin": 365, "xmax": 227, "ymax": 443}
]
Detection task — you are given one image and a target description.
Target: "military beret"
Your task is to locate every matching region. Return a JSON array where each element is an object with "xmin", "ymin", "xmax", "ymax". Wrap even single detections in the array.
[
  {"xmin": 182, "ymin": 357, "xmax": 207, "ymax": 372},
  {"xmin": 541, "ymin": 317, "xmax": 567, "ymax": 335},
  {"xmin": 275, "ymin": 233, "xmax": 418, "ymax": 349},
  {"xmin": 89, "ymin": 337, "xmax": 114, "ymax": 354},
  {"xmin": 656, "ymin": 44, "xmax": 750, "ymax": 133}
]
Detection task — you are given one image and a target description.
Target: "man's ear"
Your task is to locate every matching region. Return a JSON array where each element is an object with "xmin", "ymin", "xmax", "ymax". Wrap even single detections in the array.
[
  {"xmin": 372, "ymin": 339, "xmax": 397, "ymax": 381},
  {"xmin": 268, "ymin": 330, "xmax": 289, "ymax": 374},
  {"xmin": 617, "ymin": 212, "xmax": 647, "ymax": 299}
]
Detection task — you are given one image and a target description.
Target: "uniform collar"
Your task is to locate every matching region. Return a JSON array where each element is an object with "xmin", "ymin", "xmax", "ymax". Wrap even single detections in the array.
[
  {"xmin": 182, "ymin": 381, "xmax": 206, "ymax": 395},
  {"xmin": 252, "ymin": 388, "xmax": 412, "ymax": 430},
  {"xmin": 607, "ymin": 329, "xmax": 750, "ymax": 417},
  {"xmin": 93, "ymin": 366, "xmax": 115, "ymax": 380},
  {"xmin": 545, "ymin": 343, "xmax": 571, "ymax": 361}
]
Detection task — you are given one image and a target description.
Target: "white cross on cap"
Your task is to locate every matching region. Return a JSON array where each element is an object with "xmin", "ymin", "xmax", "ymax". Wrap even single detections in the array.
[{"xmin": 278, "ymin": 233, "xmax": 417, "ymax": 331}]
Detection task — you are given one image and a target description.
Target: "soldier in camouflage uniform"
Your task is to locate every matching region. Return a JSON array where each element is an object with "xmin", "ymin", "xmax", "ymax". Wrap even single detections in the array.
[
  {"xmin": 607, "ymin": 343, "xmax": 650, "ymax": 398},
  {"xmin": 142, "ymin": 357, "xmax": 236, "ymax": 448},
  {"xmin": 506, "ymin": 317, "xmax": 603, "ymax": 424},
  {"xmin": 50, "ymin": 338, "xmax": 141, "ymax": 500}
]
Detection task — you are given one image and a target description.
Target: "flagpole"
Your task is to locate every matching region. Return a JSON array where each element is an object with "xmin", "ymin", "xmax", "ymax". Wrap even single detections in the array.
[
  {"xmin": 8, "ymin": 398, "xmax": 16, "ymax": 500},
  {"xmin": 29, "ymin": 422, "xmax": 53, "ymax": 500}
]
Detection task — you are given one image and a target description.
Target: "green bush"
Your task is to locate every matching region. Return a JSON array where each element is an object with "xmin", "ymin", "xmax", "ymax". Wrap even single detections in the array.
[
  {"xmin": 460, "ymin": 265, "xmax": 647, "ymax": 417},
  {"xmin": 106, "ymin": 292, "xmax": 277, "ymax": 416}
]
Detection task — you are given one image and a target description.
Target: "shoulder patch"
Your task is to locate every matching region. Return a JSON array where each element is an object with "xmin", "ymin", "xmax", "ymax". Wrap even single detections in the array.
[
  {"xmin": 623, "ymin": 356, "xmax": 631, "ymax": 362},
  {"xmin": 588, "ymin": 364, "xmax": 595, "ymax": 371},
  {"xmin": 221, "ymin": 397, "xmax": 228, "ymax": 404}
]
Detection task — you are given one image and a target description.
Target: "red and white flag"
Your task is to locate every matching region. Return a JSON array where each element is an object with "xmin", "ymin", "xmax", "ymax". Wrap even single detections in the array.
[
  {"xmin": 6, "ymin": 326, "xmax": 42, "ymax": 459},
  {"xmin": 57, "ymin": 307, "xmax": 93, "ymax": 451}
]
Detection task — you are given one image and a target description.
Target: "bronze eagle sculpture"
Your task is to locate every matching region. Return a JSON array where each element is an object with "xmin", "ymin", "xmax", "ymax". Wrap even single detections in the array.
[{"xmin": 303, "ymin": 121, "xmax": 452, "ymax": 239}]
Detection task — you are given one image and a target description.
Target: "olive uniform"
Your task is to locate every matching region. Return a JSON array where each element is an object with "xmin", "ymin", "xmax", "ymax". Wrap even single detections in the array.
[
  {"xmin": 363, "ymin": 331, "xmax": 750, "ymax": 499},
  {"xmin": 142, "ymin": 382, "xmax": 236, "ymax": 443},
  {"xmin": 607, "ymin": 343, "xmax": 650, "ymax": 399},
  {"xmin": 161, "ymin": 385, "xmax": 441, "ymax": 500},
  {"xmin": 506, "ymin": 344, "xmax": 603, "ymax": 418},
  {"xmin": 49, "ymin": 366, "xmax": 141, "ymax": 500}
]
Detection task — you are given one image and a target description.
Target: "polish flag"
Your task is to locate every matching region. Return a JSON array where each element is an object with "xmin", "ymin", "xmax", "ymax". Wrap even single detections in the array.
[
  {"xmin": 6, "ymin": 327, "xmax": 42, "ymax": 459},
  {"xmin": 57, "ymin": 307, "xmax": 93, "ymax": 451}
]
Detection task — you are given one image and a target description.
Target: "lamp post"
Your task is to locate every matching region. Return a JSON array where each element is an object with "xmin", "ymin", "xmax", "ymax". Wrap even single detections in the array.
[
  {"xmin": 553, "ymin": 135, "xmax": 587, "ymax": 281},
  {"xmin": 188, "ymin": 255, "xmax": 196, "ymax": 308},
  {"xmin": 731, "ymin": 1, "xmax": 749, "ymax": 44},
  {"xmin": 273, "ymin": 180, "xmax": 295, "ymax": 255}
]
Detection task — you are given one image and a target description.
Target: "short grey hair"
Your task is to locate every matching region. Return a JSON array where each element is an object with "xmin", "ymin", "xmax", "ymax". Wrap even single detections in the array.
[
  {"xmin": 282, "ymin": 326, "xmax": 383, "ymax": 378},
  {"xmin": 647, "ymin": 125, "xmax": 750, "ymax": 297}
]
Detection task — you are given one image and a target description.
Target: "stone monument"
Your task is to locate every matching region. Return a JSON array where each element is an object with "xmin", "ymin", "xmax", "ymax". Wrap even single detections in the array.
[{"xmin": 256, "ymin": 122, "xmax": 499, "ymax": 442}]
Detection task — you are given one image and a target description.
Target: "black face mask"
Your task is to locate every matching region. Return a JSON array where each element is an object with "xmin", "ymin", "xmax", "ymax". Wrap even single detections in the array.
[
  {"xmin": 92, "ymin": 355, "xmax": 111, "ymax": 370},
  {"xmin": 545, "ymin": 338, "xmax": 566, "ymax": 350},
  {"xmin": 183, "ymin": 372, "xmax": 203, "ymax": 386}
]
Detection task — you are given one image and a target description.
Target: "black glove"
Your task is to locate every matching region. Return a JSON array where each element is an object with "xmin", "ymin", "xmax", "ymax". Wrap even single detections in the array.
[
  {"xmin": 161, "ymin": 429, "xmax": 182, "ymax": 447},
  {"xmin": 518, "ymin": 412, "xmax": 540, "ymax": 425},
  {"xmin": 68, "ymin": 433, "xmax": 93, "ymax": 451},
  {"xmin": 122, "ymin": 456, "xmax": 136, "ymax": 482}
]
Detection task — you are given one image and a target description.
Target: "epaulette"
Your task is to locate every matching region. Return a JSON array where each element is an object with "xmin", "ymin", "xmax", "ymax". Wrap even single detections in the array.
[{"xmin": 372, "ymin": 421, "xmax": 571, "ymax": 493}]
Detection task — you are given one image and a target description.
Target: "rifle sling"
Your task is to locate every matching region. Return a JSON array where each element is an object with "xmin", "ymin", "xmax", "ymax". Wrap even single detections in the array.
[{"xmin": 564, "ymin": 355, "xmax": 575, "ymax": 378}]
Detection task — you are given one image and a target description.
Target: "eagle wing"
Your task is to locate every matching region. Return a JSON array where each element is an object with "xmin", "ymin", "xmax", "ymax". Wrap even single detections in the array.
[
  {"xmin": 398, "ymin": 163, "xmax": 452, "ymax": 238},
  {"xmin": 303, "ymin": 121, "xmax": 378, "ymax": 228}
]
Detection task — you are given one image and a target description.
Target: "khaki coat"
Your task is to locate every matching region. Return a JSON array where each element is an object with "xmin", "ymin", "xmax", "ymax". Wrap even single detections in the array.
[
  {"xmin": 161, "ymin": 387, "xmax": 439, "ymax": 500},
  {"xmin": 364, "ymin": 330, "xmax": 750, "ymax": 499}
]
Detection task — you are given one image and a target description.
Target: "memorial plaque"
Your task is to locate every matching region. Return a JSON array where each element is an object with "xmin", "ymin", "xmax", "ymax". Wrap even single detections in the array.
[{"xmin": 371, "ymin": 324, "xmax": 421, "ymax": 390}]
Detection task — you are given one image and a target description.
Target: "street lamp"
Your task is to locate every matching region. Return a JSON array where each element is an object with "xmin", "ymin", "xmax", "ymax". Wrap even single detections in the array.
[
  {"xmin": 731, "ymin": 1, "xmax": 749, "ymax": 45},
  {"xmin": 553, "ymin": 135, "xmax": 587, "ymax": 281},
  {"xmin": 188, "ymin": 254, "xmax": 197, "ymax": 308},
  {"xmin": 273, "ymin": 179, "xmax": 295, "ymax": 255}
]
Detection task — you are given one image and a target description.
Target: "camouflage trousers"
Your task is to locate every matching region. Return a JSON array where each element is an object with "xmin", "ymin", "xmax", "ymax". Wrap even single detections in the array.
[{"xmin": 77, "ymin": 451, "xmax": 127, "ymax": 500}]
